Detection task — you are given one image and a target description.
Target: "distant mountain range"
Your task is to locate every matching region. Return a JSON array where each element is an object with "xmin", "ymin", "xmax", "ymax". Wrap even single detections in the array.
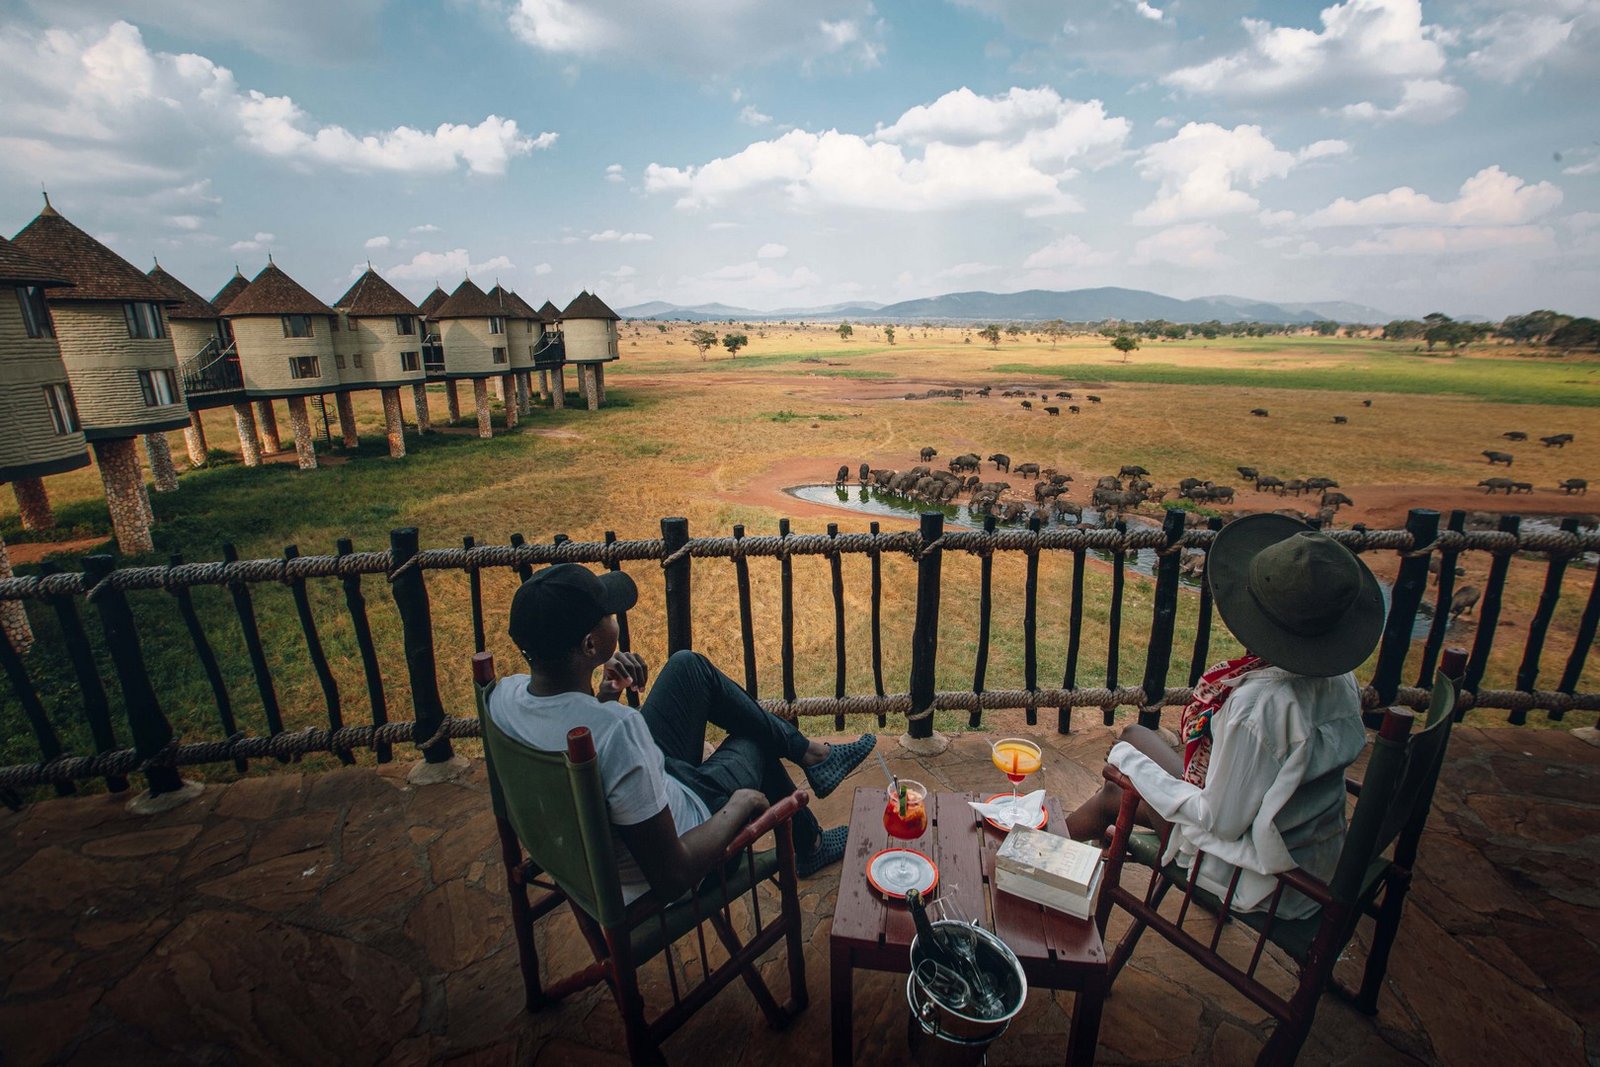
[{"xmin": 617, "ymin": 287, "xmax": 1401, "ymax": 325}]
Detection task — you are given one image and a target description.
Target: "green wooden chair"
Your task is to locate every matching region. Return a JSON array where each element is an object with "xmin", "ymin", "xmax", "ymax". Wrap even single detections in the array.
[
  {"xmin": 472, "ymin": 652, "xmax": 809, "ymax": 1065},
  {"xmin": 1093, "ymin": 660, "xmax": 1462, "ymax": 1066}
]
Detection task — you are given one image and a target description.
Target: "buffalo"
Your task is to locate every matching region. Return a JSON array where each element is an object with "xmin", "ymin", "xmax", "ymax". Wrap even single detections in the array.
[
  {"xmin": 1478, "ymin": 477, "xmax": 1515, "ymax": 494},
  {"xmin": 835, "ymin": 465, "xmax": 849, "ymax": 486},
  {"xmin": 1015, "ymin": 462, "xmax": 1041, "ymax": 479},
  {"xmin": 1256, "ymin": 475, "xmax": 1285, "ymax": 494},
  {"xmin": 1068, "ymin": 405, "xmax": 1080, "ymax": 414},
  {"xmin": 1502, "ymin": 431, "xmax": 1527, "ymax": 442},
  {"xmin": 1482, "ymin": 451, "xmax": 1514, "ymax": 466},
  {"xmin": 1512, "ymin": 482, "xmax": 1534, "ymax": 494},
  {"xmin": 1118, "ymin": 465, "xmax": 1149, "ymax": 479},
  {"xmin": 859, "ymin": 461, "xmax": 870, "ymax": 483},
  {"xmin": 1541, "ymin": 433, "xmax": 1574, "ymax": 448},
  {"xmin": 949, "ymin": 453, "xmax": 981, "ymax": 473},
  {"xmin": 1250, "ymin": 408, "xmax": 1269, "ymax": 417},
  {"xmin": 1322, "ymin": 491, "xmax": 1354, "ymax": 509},
  {"xmin": 1558, "ymin": 478, "xmax": 1588, "ymax": 495},
  {"xmin": 1361, "ymin": 399, "xmax": 1373, "ymax": 407},
  {"xmin": 989, "ymin": 453, "xmax": 1011, "ymax": 472},
  {"xmin": 1332, "ymin": 415, "xmax": 1348, "ymax": 424},
  {"xmin": 1237, "ymin": 466, "xmax": 1259, "ymax": 481},
  {"xmin": 920, "ymin": 446, "xmax": 938, "ymax": 462},
  {"xmin": 1021, "ymin": 400, "xmax": 1033, "ymax": 410},
  {"xmin": 1055, "ymin": 391, "xmax": 1072, "ymax": 399},
  {"xmin": 1087, "ymin": 395, "xmax": 1102, "ymax": 404},
  {"xmin": 1450, "ymin": 585, "xmax": 1481, "ymax": 619},
  {"xmin": 1044, "ymin": 406, "xmax": 1060, "ymax": 416}
]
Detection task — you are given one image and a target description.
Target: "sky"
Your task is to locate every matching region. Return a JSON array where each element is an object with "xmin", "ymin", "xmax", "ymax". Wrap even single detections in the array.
[{"xmin": 1, "ymin": 0, "xmax": 1596, "ymax": 320}]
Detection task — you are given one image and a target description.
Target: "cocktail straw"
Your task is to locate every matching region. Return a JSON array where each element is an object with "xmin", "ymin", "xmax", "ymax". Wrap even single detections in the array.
[{"xmin": 876, "ymin": 749, "xmax": 897, "ymax": 790}]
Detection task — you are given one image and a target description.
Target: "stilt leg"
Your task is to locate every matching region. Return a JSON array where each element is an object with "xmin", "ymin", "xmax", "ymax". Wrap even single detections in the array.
[
  {"xmin": 255, "ymin": 400, "xmax": 281, "ymax": 453},
  {"xmin": 232, "ymin": 403, "xmax": 261, "ymax": 467},
  {"xmin": 93, "ymin": 438, "xmax": 154, "ymax": 554},
  {"xmin": 0, "ymin": 533, "xmax": 34, "ymax": 653},
  {"xmin": 183, "ymin": 413, "xmax": 208, "ymax": 468},
  {"xmin": 474, "ymin": 379, "xmax": 492, "ymax": 439},
  {"xmin": 412, "ymin": 382, "xmax": 432, "ymax": 434},
  {"xmin": 383, "ymin": 387, "xmax": 406, "ymax": 458},
  {"xmin": 446, "ymin": 380, "xmax": 461, "ymax": 424},
  {"xmin": 551, "ymin": 366, "xmax": 566, "ymax": 409},
  {"xmin": 286, "ymin": 396, "xmax": 318, "ymax": 470},
  {"xmin": 144, "ymin": 432, "xmax": 179, "ymax": 492},
  {"xmin": 336, "ymin": 392, "xmax": 359, "ymax": 448},
  {"xmin": 502, "ymin": 375, "xmax": 518, "ymax": 429},
  {"xmin": 10, "ymin": 477, "xmax": 54, "ymax": 531}
]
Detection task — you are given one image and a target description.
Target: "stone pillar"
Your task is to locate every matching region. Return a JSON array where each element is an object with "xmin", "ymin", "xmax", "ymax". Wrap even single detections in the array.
[
  {"xmin": 255, "ymin": 400, "xmax": 282, "ymax": 453},
  {"xmin": 473, "ymin": 379, "xmax": 492, "ymax": 439},
  {"xmin": 382, "ymin": 387, "xmax": 406, "ymax": 458},
  {"xmin": 550, "ymin": 366, "xmax": 566, "ymax": 410},
  {"xmin": 537, "ymin": 369, "xmax": 550, "ymax": 402},
  {"xmin": 285, "ymin": 396, "xmax": 317, "ymax": 470},
  {"xmin": 183, "ymin": 412, "xmax": 208, "ymax": 468},
  {"xmin": 592, "ymin": 365, "xmax": 606, "ymax": 408},
  {"xmin": 412, "ymin": 382, "xmax": 432, "ymax": 434},
  {"xmin": 446, "ymin": 380, "xmax": 461, "ymax": 424},
  {"xmin": 93, "ymin": 438, "xmax": 154, "ymax": 555},
  {"xmin": 492, "ymin": 376, "xmax": 506, "ymax": 403},
  {"xmin": 502, "ymin": 375, "xmax": 518, "ymax": 429},
  {"xmin": 11, "ymin": 477, "xmax": 54, "ymax": 531},
  {"xmin": 517, "ymin": 371, "xmax": 532, "ymax": 414},
  {"xmin": 140, "ymin": 479, "xmax": 155, "ymax": 526},
  {"xmin": 0, "ymin": 533, "xmax": 33, "ymax": 654},
  {"xmin": 232, "ymin": 403, "xmax": 261, "ymax": 467},
  {"xmin": 144, "ymin": 432, "xmax": 179, "ymax": 492},
  {"xmin": 335, "ymin": 392, "xmax": 359, "ymax": 448}
]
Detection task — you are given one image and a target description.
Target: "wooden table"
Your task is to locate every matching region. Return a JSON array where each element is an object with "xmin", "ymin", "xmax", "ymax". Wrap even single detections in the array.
[{"xmin": 829, "ymin": 787, "xmax": 1107, "ymax": 1066}]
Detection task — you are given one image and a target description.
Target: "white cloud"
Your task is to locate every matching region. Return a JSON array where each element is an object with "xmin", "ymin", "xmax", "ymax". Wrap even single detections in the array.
[
  {"xmin": 1129, "ymin": 222, "xmax": 1232, "ymax": 268},
  {"xmin": 534, "ymin": 262, "xmax": 553, "ymax": 274},
  {"xmin": 230, "ymin": 231, "xmax": 274, "ymax": 252},
  {"xmin": 756, "ymin": 242, "xmax": 789, "ymax": 258},
  {"xmin": 1328, "ymin": 225, "xmax": 1558, "ymax": 256},
  {"xmin": 33, "ymin": 0, "xmax": 389, "ymax": 64},
  {"xmin": 1464, "ymin": 2, "xmax": 1593, "ymax": 83},
  {"xmin": 1022, "ymin": 233, "xmax": 1112, "ymax": 269},
  {"xmin": 1303, "ymin": 166, "xmax": 1563, "ymax": 227},
  {"xmin": 1131, "ymin": 1, "xmax": 1164, "ymax": 22},
  {"xmin": 1133, "ymin": 124, "xmax": 1345, "ymax": 225},
  {"xmin": 609, "ymin": 264, "xmax": 637, "ymax": 279},
  {"xmin": 411, "ymin": 223, "xmax": 440, "ymax": 233},
  {"xmin": 589, "ymin": 229, "xmax": 653, "ymax": 242},
  {"xmin": 645, "ymin": 86, "xmax": 1130, "ymax": 216},
  {"xmin": 506, "ymin": 0, "xmax": 886, "ymax": 73},
  {"xmin": 739, "ymin": 105, "xmax": 773, "ymax": 126},
  {"xmin": 1258, "ymin": 209, "xmax": 1297, "ymax": 226},
  {"xmin": 0, "ymin": 21, "xmax": 551, "ymax": 188},
  {"xmin": 1565, "ymin": 211, "xmax": 1600, "ymax": 233},
  {"xmin": 937, "ymin": 261, "xmax": 1002, "ymax": 279},
  {"xmin": 1162, "ymin": 0, "xmax": 1458, "ymax": 119},
  {"xmin": 1335, "ymin": 78, "xmax": 1465, "ymax": 123},
  {"xmin": 605, "ymin": 163, "xmax": 624, "ymax": 182},
  {"xmin": 384, "ymin": 248, "xmax": 515, "ymax": 282},
  {"xmin": 364, "ymin": 235, "xmax": 391, "ymax": 250},
  {"xmin": 708, "ymin": 221, "xmax": 741, "ymax": 230}
]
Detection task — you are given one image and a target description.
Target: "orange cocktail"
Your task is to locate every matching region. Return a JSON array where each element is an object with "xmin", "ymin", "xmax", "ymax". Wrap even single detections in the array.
[
  {"xmin": 992, "ymin": 739, "xmax": 1042, "ymax": 786},
  {"xmin": 884, "ymin": 780, "xmax": 928, "ymax": 840}
]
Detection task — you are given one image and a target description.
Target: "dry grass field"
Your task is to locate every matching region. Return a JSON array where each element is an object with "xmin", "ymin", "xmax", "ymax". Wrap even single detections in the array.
[{"xmin": 2, "ymin": 324, "xmax": 1596, "ymax": 783}]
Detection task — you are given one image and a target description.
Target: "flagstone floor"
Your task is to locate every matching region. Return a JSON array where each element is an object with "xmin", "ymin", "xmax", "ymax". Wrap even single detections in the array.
[{"xmin": 0, "ymin": 717, "xmax": 1594, "ymax": 1066}]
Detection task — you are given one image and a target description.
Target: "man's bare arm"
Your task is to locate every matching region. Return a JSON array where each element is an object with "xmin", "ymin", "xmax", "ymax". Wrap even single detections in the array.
[{"xmin": 616, "ymin": 788, "xmax": 768, "ymax": 902}]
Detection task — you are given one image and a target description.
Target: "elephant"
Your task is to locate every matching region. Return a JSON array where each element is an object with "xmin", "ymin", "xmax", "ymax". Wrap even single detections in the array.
[
  {"xmin": 1558, "ymin": 478, "xmax": 1589, "ymax": 495},
  {"xmin": 1250, "ymin": 408, "xmax": 1269, "ymax": 417},
  {"xmin": 1502, "ymin": 431, "xmax": 1527, "ymax": 441},
  {"xmin": 1236, "ymin": 466, "xmax": 1259, "ymax": 481},
  {"xmin": 989, "ymin": 453, "xmax": 1011, "ymax": 472},
  {"xmin": 1482, "ymin": 451, "xmax": 1514, "ymax": 466},
  {"xmin": 1449, "ymin": 585, "xmax": 1481, "ymax": 619},
  {"xmin": 835, "ymin": 465, "xmax": 849, "ymax": 487},
  {"xmin": 1478, "ymin": 477, "xmax": 1515, "ymax": 494},
  {"xmin": 1118, "ymin": 465, "xmax": 1149, "ymax": 479},
  {"xmin": 1321, "ymin": 491, "xmax": 1354, "ymax": 509},
  {"xmin": 920, "ymin": 446, "xmax": 938, "ymax": 462},
  {"xmin": 1015, "ymin": 462, "xmax": 1041, "ymax": 479},
  {"xmin": 1332, "ymin": 415, "xmax": 1348, "ymax": 424}
]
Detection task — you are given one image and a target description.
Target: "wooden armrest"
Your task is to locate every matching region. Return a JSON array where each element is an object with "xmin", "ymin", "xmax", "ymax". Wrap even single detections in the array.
[
  {"xmin": 720, "ymin": 790, "xmax": 810, "ymax": 861},
  {"xmin": 1345, "ymin": 777, "xmax": 1362, "ymax": 797},
  {"xmin": 1274, "ymin": 866, "xmax": 1335, "ymax": 907}
]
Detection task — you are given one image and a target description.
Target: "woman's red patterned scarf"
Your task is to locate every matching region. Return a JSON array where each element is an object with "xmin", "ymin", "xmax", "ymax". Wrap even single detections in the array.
[{"xmin": 1180, "ymin": 655, "xmax": 1269, "ymax": 786}]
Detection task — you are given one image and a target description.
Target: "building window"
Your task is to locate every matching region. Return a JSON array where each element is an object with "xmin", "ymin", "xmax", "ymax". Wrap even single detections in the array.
[
  {"xmin": 335, "ymin": 353, "xmax": 346, "ymax": 370},
  {"xmin": 492, "ymin": 347, "xmax": 507, "ymax": 364},
  {"xmin": 347, "ymin": 317, "xmax": 357, "ymax": 332},
  {"xmin": 16, "ymin": 286, "xmax": 53, "ymax": 338},
  {"xmin": 395, "ymin": 315, "xmax": 415, "ymax": 336},
  {"xmin": 489, "ymin": 316, "xmax": 504, "ymax": 335},
  {"xmin": 138, "ymin": 368, "xmax": 179, "ymax": 406},
  {"xmin": 42, "ymin": 383, "xmax": 78, "ymax": 434},
  {"xmin": 353, "ymin": 353, "xmax": 364, "ymax": 369},
  {"xmin": 124, "ymin": 302, "xmax": 166, "ymax": 340},
  {"xmin": 282, "ymin": 314, "xmax": 314, "ymax": 338},
  {"xmin": 401, "ymin": 350, "xmax": 420, "ymax": 371},
  {"xmin": 289, "ymin": 356, "xmax": 321, "ymax": 379}
]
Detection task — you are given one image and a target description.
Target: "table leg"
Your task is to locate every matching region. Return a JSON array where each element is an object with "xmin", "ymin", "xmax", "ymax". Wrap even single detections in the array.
[
  {"xmin": 1064, "ymin": 975, "xmax": 1107, "ymax": 1067},
  {"xmin": 830, "ymin": 942, "xmax": 854, "ymax": 1067}
]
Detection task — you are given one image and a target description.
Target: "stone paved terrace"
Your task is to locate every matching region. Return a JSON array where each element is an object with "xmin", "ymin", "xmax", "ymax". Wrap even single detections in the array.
[{"xmin": 1, "ymin": 719, "xmax": 1595, "ymax": 1067}]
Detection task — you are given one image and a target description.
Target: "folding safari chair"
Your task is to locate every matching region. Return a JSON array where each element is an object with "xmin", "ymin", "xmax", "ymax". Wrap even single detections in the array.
[
  {"xmin": 471, "ymin": 652, "xmax": 809, "ymax": 1066},
  {"xmin": 1093, "ymin": 664, "xmax": 1461, "ymax": 1066}
]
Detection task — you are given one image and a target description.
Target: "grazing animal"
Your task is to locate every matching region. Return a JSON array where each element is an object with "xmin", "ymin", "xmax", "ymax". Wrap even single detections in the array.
[
  {"xmin": 859, "ymin": 462, "xmax": 870, "ymax": 483},
  {"xmin": 1021, "ymin": 400, "xmax": 1033, "ymax": 410},
  {"xmin": 834, "ymin": 465, "xmax": 849, "ymax": 486},
  {"xmin": 1203, "ymin": 485, "xmax": 1237, "ymax": 504},
  {"xmin": 949, "ymin": 453, "xmax": 981, "ymax": 473},
  {"xmin": 1482, "ymin": 450, "xmax": 1514, "ymax": 466},
  {"xmin": 1284, "ymin": 479, "xmax": 1306, "ymax": 496},
  {"xmin": 1558, "ymin": 478, "xmax": 1588, "ymax": 495},
  {"xmin": 1049, "ymin": 473, "xmax": 1072, "ymax": 485},
  {"xmin": 1362, "ymin": 399, "xmax": 1373, "ymax": 407},
  {"xmin": 1478, "ymin": 477, "xmax": 1515, "ymax": 494},
  {"xmin": 908, "ymin": 465, "xmax": 931, "ymax": 479},
  {"xmin": 1056, "ymin": 391, "xmax": 1072, "ymax": 399},
  {"xmin": 1321, "ymin": 491, "xmax": 1354, "ymax": 509},
  {"xmin": 1087, "ymin": 395, "xmax": 1102, "ymax": 403},
  {"xmin": 976, "ymin": 386, "xmax": 992, "ymax": 397},
  {"xmin": 1428, "ymin": 556, "xmax": 1466, "ymax": 583},
  {"xmin": 1502, "ymin": 431, "xmax": 1527, "ymax": 441},
  {"xmin": 1040, "ymin": 393, "xmax": 1050, "ymax": 401},
  {"xmin": 1179, "ymin": 477, "xmax": 1207, "ymax": 494},
  {"xmin": 989, "ymin": 453, "xmax": 1011, "ymax": 472},
  {"xmin": 1512, "ymin": 482, "xmax": 1534, "ymax": 494},
  {"xmin": 871, "ymin": 468, "xmax": 893, "ymax": 487},
  {"xmin": 978, "ymin": 481, "xmax": 1010, "ymax": 496},
  {"xmin": 1092, "ymin": 487, "xmax": 1147, "ymax": 510},
  {"xmin": 1250, "ymin": 408, "xmax": 1269, "ymax": 417},
  {"xmin": 920, "ymin": 446, "xmax": 938, "ymax": 462},
  {"xmin": 1096, "ymin": 475, "xmax": 1123, "ymax": 491},
  {"xmin": 1449, "ymin": 585, "xmax": 1481, "ymax": 619},
  {"xmin": 1332, "ymin": 415, "xmax": 1348, "ymax": 424},
  {"xmin": 1002, "ymin": 501, "xmax": 1027, "ymax": 523},
  {"xmin": 1118, "ymin": 465, "xmax": 1149, "ymax": 479},
  {"xmin": 1044, "ymin": 406, "xmax": 1059, "ymax": 416},
  {"xmin": 1015, "ymin": 462, "xmax": 1041, "ymax": 479},
  {"xmin": 1256, "ymin": 475, "xmax": 1285, "ymax": 494},
  {"xmin": 1541, "ymin": 433, "xmax": 1574, "ymax": 448},
  {"xmin": 1068, "ymin": 405, "xmax": 1080, "ymax": 414},
  {"xmin": 1304, "ymin": 477, "xmax": 1339, "ymax": 492},
  {"xmin": 1237, "ymin": 466, "xmax": 1259, "ymax": 481}
]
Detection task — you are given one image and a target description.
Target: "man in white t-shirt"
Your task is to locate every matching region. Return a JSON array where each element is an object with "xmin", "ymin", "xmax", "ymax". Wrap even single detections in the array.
[{"xmin": 489, "ymin": 563, "xmax": 877, "ymax": 905}]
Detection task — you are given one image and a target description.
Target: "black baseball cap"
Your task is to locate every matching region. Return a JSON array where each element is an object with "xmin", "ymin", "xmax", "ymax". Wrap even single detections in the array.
[{"xmin": 508, "ymin": 563, "xmax": 638, "ymax": 656}]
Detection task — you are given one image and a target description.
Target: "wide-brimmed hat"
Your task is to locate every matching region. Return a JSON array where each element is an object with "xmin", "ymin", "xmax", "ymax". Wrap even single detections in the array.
[{"xmin": 1208, "ymin": 514, "xmax": 1385, "ymax": 677}]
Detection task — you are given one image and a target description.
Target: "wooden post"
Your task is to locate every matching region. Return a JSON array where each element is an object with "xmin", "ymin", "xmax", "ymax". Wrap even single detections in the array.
[
  {"xmin": 1416, "ymin": 509, "xmax": 1466, "ymax": 688},
  {"xmin": 662, "ymin": 517, "xmax": 692, "ymax": 655},
  {"xmin": 232, "ymin": 402, "xmax": 261, "ymax": 467},
  {"xmin": 1462, "ymin": 514, "xmax": 1520, "ymax": 696},
  {"xmin": 592, "ymin": 365, "xmax": 606, "ymax": 408},
  {"xmin": 335, "ymin": 391, "xmax": 359, "ymax": 448},
  {"xmin": 829, "ymin": 523, "xmax": 846, "ymax": 727},
  {"xmin": 183, "ymin": 412, "xmax": 209, "ymax": 467},
  {"xmin": 412, "ymin": 382, "xmax": 432, "ymax": 434},
  {"xmin": 285, "ymin": 545, "xmax": 351, "ymax": 762},
  {"xmin": 971, "ymin": 515, "xmax": 997, "ymax": 729},
  {"xmin": 517, "ymin": 371, "xmax": 532, "ymax": 414},
  {"xmin": 1138, "ymin": 509, "xmax": 1188, "ymax": 730},
  {"xmin": 465, "ymin": 535, "xmax": 485, "ymax": 653},
  {"xmin": 162, "ymin": 554, "xmax": 244, "ymax": 772},
  {"xmin": 38, "ymin": 560, "xmax": 126, "ymax": 790},
  {"xmin": 1189, "ymin": 517, "xmax": 1224, "ymax": 685},
  {"xmin": 446, "ymin": 379, "xmax": 461, "ymax": 424},
  {"xmin": 1023, "ymin": 515, "xmax": 1041, "ymax": 726},
  {"xmin": 93, "ymin": 438, "xmax": 154, "ymax": 555},
  {"xmin": 1371, "ymin": 508, "xmax": 1439, "ymax": 708},
  {"xmin": 0, "ymin": 535, "xmax": 33, "ymax": 653},
  {"xmin": 1057, "ymin": 532, "xmax": 1087, "ymax": 734},
  {"xmin": 81, "ymin": 553, "xmax": 189, "ymax": 802},
  {"xmin": 1104, "ymin": 520, "xmax": 1127, "ymax": 727},
  {"xmin": 1512, "ymin": 516, "xmax": 1580, "ymax": 723},
  {"xmin": 869, "ymin": 521, "xmax": 885, "ymax": 727},
  {"xmin": 11, "ymin": 476, "xmax": 54, "ymax": 531},
  {"xmin": 779, "ymin": 518, "xmax": 796, "ymax": 704},
  {"xmin": 337, "ymin": 537, "xmax": 390, "ymax": 763},
  {"xmin": 286, "ymin": 395, "xmax": 318, "ymax": 470},
  {"xmin": 537, "ymin": 369, "xmax": 550, "ymax": 402},
  {"xmin": 602, "ymin": 530, "xmax": 639, "ymax": 709},
  {"xmin": 509, "ymin": 532, "xmax": 534, "ymax": 582},
  {"xmin": 1556, "ymin": 553, "xmax": 1600, "ymax": 718},
  {"xmin": 907, "ymin": 512, "xmax": 944, "ymax": 743},
  {"xmin": 473, "ymin": 379, "xmax": 492, "ymax": 438},
  {"xmin": 256, "ymin": 400, "xmax": 282, "ymax": 453},
  {"xmin": 222, "ymin": 542, "xmax": 285, "ymax": 747},
  {"xmin": 0, "ymin": 608, "xmax": 72, "ymax": 795},
  {"xmin": 144, "ymin": 432, "xmax": 179, "ymax": 491},
  {"xmin": 389, "ymin": 527, "xmax": 459, "ymax": 776},
  {"xmin": 733, "ymin": 524, "xmax": 757, "ymax": 699}
]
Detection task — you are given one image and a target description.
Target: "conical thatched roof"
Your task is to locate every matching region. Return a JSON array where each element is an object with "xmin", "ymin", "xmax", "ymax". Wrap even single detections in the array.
[
  {"xmin": 335, "ymin": 268, "xmax": 421, "ymax": 317},
  {"xmin": 487, "ymin": 285, "xmax": 541, "ymax": 322},
  {"xmin": 212, "ymin": 268, "xmax": 251, "ymax": 310},
  {"xmin": 434, "ymin": 277, "xmax": 499, "ymax": 319},
  {"xmin": 538, "ymin": 299, "xmax": 561, "ymax": 321},
  {"xmin": 221, "ymin": 261, "xmax": 334, "ymax": 316},
  {"xmin": 506, "ymin": 289, "xmax": 543, "ymax": 321},
  {"xmin": 0, "ymin": 234, "xmax": 70, "ymax": 287},
  {"xmin": 12, "ymin": 199, "xmax": 173, "ymax": 303},
  {"xmin": 148, "ymin": 263, "xmax": 220, "ymax": 320},
  {"xmin": 418, "ymin": 285, "xmax": 449, "ymax": 319},
  {"xmin": 561, "ymin": 290, "xmax": 619, "ymax": 321}
]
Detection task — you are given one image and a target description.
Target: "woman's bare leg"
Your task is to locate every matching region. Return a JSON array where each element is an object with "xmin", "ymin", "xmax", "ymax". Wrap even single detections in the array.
[{"xmin": 1065, "ymin": 724, "xmax": 1182, "ymax": 841}]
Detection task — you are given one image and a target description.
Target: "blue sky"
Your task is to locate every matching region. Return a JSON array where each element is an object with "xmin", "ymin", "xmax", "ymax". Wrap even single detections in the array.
[{"xmin": 1, "ymin": 0, "xmax": 1596, "ymax": 319}]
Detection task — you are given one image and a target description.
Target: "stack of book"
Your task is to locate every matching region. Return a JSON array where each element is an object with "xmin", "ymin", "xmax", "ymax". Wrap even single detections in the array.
[{"xmin": 994, "ymin": 828, "xmax": 1104, "ymax": 920}]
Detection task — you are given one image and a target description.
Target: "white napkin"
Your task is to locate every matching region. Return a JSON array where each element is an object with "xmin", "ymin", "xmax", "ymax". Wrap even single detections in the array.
[{"xmin": 969, "ymin": 789, "xmax": 1046, "ymax": 831}]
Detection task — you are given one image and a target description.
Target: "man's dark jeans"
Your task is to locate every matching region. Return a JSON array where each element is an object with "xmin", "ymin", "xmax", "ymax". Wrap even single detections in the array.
[{"xmin": 641, "ymin": 650, "xmax": 821, "ymax": 853}]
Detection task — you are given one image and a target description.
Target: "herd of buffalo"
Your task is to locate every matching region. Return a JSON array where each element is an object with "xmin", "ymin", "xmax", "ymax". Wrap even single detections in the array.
[{"xmin": 1479, "ymin": 430, "xmax": 1585, "ymax": 494}]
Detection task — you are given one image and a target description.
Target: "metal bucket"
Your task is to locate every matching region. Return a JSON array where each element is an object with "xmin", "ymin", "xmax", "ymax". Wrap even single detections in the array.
[{"xmin": 906, "ymin": 921, "xmax": 1028, "ymax": 1066}]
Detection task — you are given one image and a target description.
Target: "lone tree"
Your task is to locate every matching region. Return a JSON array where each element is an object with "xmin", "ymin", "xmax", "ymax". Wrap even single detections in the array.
[
  {"xmin": 979, "ymin": 324, "xmax": 1002, "ymax": 348},
  {"xmin": 1112, "ymin": 333, "xmax": 1139, "ymax": 362},
  {"xmin": 689, "ymin": 328, "xmax": 718, "ymax": 359},
  {"xmin": 1043, "ymin": 319, "xmax": 1068, "ymax": 348},
  {"xmin": 837, "ymin": 321, "xmax": 853, "ymax": 340},
  {"xmin": 884, "ymin": 324, "xmax": 895, "ymax": 345},
  {"xmin": 722, "ymin": 332, "xmax": 749, "ymax": 357}
]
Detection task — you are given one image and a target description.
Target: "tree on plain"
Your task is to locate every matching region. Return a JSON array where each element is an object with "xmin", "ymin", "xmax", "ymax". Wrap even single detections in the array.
[
  {"xmin": 979, "ymin": 324, "xmax": 1002, "ymax": 348},
  {"xmin": 838, "ymin": 322, "xmax": 853, "ymax": 340},
  {"xmin": 689, "ymin": 328, "xmax": 718, "ymax": 360},
  {"xmin": 1043, "ymin": 319, "xmax": 1068, "ymax": 348},
  {"xmin": 884, "ymin": 324, "xmax": 895, "ymax": 345},
  {"xmin": 722, "ymin": 332, "xmax": 749, "ymax": 358},
  {"xmin": 1112, "ymin": 333, "xmax": 1139, "ymax": 362}
]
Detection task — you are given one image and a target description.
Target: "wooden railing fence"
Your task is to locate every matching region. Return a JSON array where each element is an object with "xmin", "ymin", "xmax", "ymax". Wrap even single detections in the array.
[{"xmin": 0, "ymin": 506, "xmax": 1595, "ymax": 805}]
